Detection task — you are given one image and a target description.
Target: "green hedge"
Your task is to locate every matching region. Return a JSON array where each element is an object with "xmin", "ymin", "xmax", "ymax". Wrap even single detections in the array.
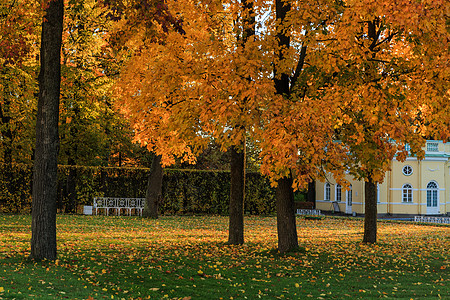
[
  {"xmin": 0, "ymin": 164, "xmax": 276, "ymax": 215},
  {"xmin": 0, "ymin": 163, "xmax": 33, "ymax": 213}
]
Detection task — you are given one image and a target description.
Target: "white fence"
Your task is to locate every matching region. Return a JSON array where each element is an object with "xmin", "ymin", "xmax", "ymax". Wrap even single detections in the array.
[{"xmin": 414, "ymin": 216, "xmax": 450, "ymax": 224}]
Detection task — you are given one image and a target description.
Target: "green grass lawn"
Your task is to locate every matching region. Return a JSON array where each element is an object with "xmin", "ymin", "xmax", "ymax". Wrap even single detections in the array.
[{"xmin": 0, "ymin": 214, "xmax": 448, "ymax": 299}]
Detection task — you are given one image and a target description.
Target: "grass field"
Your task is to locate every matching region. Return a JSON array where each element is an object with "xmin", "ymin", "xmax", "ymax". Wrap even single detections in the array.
[{"xmin": 0, "ymin": 214, "xmax": 448, "ymax": 299}]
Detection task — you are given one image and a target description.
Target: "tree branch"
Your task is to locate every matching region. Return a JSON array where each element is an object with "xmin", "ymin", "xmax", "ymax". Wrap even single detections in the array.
[{"xmin": 290, "ymin": 41, "xmax": 307, "ymax": 93}]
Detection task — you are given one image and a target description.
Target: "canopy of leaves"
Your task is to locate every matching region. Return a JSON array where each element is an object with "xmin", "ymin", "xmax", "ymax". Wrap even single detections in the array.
[{"xmin": 115, "ymin": 0, "xmax": 448, "ymax": 187}]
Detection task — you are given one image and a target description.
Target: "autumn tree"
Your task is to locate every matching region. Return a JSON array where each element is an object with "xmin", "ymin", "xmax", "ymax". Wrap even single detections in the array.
[
  {"xmin": 115, "ymin": 0, "xmax": 346, "ymax": 252},
  {"xmin": 113, "ymin": 0, "xmax": 267, "ymax": 229},
  {"xmin": 255, "ymin": 0, "xmax": 349, "ymax": 252},
  {"xmin": 31, "ymin": 0, "xmax": 64, "ymax": 260},
  {"xmin": 0, "ymin": 0, "xmax": 38, "ymax": 165},
  {"xmin": 255, "ymin": 0, "xmax": 448, "ymax": 246},
  {"xmin": 270, "ymin": 0, "xmax": 300, "ymax": 253},
  {"xmin": 226, "ymin": 0, "xmax": 257, "ymax": 245},
  {"xmin": 0, "ymin": 0, "xmax": 40, "ymax": 212},
  {"xmin": 105, "ymin": 0, "xmax": 190, "ymax": 218},
  {"xmin": 114, "ymin": 0, "xmax": 448, "ymax": 251},
  {"xmin": 317, "ymin": 0, "xmax": 450, "ymax": 243}
]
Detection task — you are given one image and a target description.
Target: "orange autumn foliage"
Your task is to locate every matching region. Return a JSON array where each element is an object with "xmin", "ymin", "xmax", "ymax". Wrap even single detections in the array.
[{"xmin": 115, "ymin": 0, "xmax": 449, "ymax": 188}]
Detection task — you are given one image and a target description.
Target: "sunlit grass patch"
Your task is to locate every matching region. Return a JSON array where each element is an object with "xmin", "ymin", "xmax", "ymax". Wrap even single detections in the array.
[{"xmin": 0, "ymin": 214, "xmax": 448, "ymax": 299}]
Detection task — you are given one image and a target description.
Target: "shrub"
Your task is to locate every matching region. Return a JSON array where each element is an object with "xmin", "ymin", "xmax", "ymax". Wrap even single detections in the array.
[{"xmin": 0, "ymin": 164, "xmax": 276, "ymax": 215}]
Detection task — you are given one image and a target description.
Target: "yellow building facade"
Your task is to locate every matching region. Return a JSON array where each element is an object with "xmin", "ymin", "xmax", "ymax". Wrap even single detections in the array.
[{"xmin": 316, "ymin": 141, "xmax": 450, "ymax": 216}]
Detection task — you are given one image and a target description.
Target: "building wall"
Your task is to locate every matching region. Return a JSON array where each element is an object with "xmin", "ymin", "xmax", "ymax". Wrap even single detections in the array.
[{"xmin": 315, "ymin": 141, "xmax": 450, "ymax": 215}]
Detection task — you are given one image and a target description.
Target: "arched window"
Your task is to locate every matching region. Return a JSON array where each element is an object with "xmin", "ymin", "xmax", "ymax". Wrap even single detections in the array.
[
  {"xmin": 426, "ymin": 181, "xmax": 438, "ymax": 207},
  {"xmin": 347, "ymin": 184, "xmax": 352, "ymax": 206},
  {"xmin": 324, "ymin": 183, "xmax": 330, "ymax": 201},
  {"xmin": 335, "ymin": 184, "xmax": 342, "ymax": 202},
  {"xmin": 402, "ymin": 184, "xmax": 413, "ymax": 203},
  {"xmin": 377, "ymin": 184, "xmax": 380, "ymax": 203}
]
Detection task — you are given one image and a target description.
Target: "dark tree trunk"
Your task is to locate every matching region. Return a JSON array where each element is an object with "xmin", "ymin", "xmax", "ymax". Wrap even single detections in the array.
[
  {"xmin": 273, "ymin": 0, "xmax": 299, "ymax": 253},
  {"xmin": 363, "ymin": 177, "xmax": 377, "ymax": 243},
  {"xmin": 0, "ymin": 99, "xmax": 13, "ymax": 164},
  {"xmin": 30, "ymin": 0, "xmax": 64, "ymax": 261},
  {"xmin": 226, "ymin": 0, "xmax": 253, "ymax": 245},
  {"xmin": 228, "ymin": 142, "xmax": 245, "ymax": 245},
  {"xmin": 143, "ymin": 154, "xmax": 163, "ymax": 219},
  {"xmin": 101, "ymin": 169, "xmax": 108, "ymax": 195},
  {"xmin": 66, "ymin": 164, "xmax": 77, "ymax": 213},
  {"xmin": 276, "ymin": 175, "xmax": 299, "ymax": 253},
  {"xmin": 0, "ymin": 96, "xmax": 14, "ymax": 209},
  {"xmin": 307, "ymin": 180, "xmax": 316, "ymax": 209}
]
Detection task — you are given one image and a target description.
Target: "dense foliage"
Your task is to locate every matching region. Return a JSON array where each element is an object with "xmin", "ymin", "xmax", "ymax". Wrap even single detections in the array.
[{"xmin": 0, "ymin": 164, "xmax": 276, "ymax": 215}]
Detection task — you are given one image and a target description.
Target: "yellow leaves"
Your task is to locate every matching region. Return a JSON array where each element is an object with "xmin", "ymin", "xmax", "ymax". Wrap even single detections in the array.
[
  {"xmin": 2, "ymin": 214, "xmax": 450, "ymax": 299},
  {"xmin": 113, "ymin": 0, "xmax": 450, "ymax": 188},
  {"xmin": 0, "ymin": 287, "xmax": 4, "ymax": 293}
]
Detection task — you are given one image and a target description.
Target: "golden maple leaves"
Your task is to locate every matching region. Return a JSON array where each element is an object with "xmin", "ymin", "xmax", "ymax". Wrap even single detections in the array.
[{"xmin": 115, "ymin": 0, "xmax": 449, "ymax": 187}]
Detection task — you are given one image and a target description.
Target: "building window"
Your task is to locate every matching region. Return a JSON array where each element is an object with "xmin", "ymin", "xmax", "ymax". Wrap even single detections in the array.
[
  {"xmin": 426, "ymin": 181, "xmax": 438, "ymax": 207},
  {"xmin": 377, "ymin": 184, "xmax": 380, "ymax": 203},
  {"xmin": 402, "ymin": 184, "xmax": 413, "ymax": 203},
  {"xmin": 402, "ymin": 165, "xmax": 413, "ymax": 176},
  {"xmin": 427, "ymin": 142, "xmax": 439, "ymax": 152},
  {"xmin": 335, "ymin": 184, "xmax": 342, "ymax": 202},
  {"xmin": 324, "ymin": 183, "xmax": 330, "ymax": 201},
  {"xmin": 347, "ymin": 185, "xmax": 352, "ymax": 206}
]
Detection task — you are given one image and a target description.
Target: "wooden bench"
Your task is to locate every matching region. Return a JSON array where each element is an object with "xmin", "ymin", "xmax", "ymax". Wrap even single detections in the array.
[{"xmin": 93, "ymin": 197, "xmax": 145, "ymax": 216}]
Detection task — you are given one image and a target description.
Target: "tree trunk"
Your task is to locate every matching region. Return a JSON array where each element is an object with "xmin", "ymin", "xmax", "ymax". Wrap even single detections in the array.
[
  {"xmin": 30, "ymin": 0, "xmax": 64, "ymax": 261},
  {"xmin": 143, "ymin": 154, "xmax": 163, "ymax": 219},
  {"xmin": 227, "ymin": 0, "xmax": 253, "ymax": 245},
  {"xmin": 273, "ymin": 0, "xmax": 298, "ymax": 253},
  {"xmin": 276, "ymin": 175, "xmax": 299, "ymax": 253},
  {"xmin": 66, "ymin": 164, "xmax": 77, "ymax": 213},
  {"xmin": 363, "ymin": 177, "xmax": 377, "ymax": 243},
  {"xmin": 307, "ymin": 180, "xmax": 316, "ymax": 209},
  {"xmin": 228, "ymin": 142, "xmax": 245, "ymax": 245},
  {"xmin": 0, "ymin": 100, "xmax": 13, "ymax": 164}
]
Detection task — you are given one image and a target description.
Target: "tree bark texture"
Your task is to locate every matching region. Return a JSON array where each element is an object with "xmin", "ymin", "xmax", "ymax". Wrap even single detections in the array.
[
  {"xmin": 226, "ymin": 0, "xmax": 253, "ymax": 245},
  {"xmin": 228, "ymin": 142, "xmax": 245, "ymax": 245},
  {"xmin": 276, "ymin": 175, "xmax": 299, "ymax": 253},
  {"xmin": 66, "ymin": 165, "xmax": 77, "ymax": 213},
  {"xmin": 273, "ymin": 0, "xmax": 299, "ymax": 253},
  {"xmin": 30, "ymin": 0, "xmax": 64, "ymax": 261},
  {"xmin": 363, "ymin": 177, "xmax": 377, "ymax": 243},
  {"xmin": 0, "ymin": 98, "xmax": 13, "ymax": 164},
  {"xmin": 143, "ymin": 154, "xmax": 163, "ymax": 219},
  {"xmin": 307, "ymin": 180, "xmax": 316, "ymax": 209},
  {"xmin": 274, "ymin": 0, "xmax": 291, "ymax": 96}
]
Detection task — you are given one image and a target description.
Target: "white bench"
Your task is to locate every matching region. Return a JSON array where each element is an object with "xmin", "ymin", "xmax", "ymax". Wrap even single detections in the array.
[
  {"xmin": 414, "ymin": 216, "xmax": 450, "ymax": 224},
  {"xmin": 93, "ymin": 197, "xmax": 145, "ymax": 216},
  {"xmin": 296, "ymin": 209, "xmax": 322, "ymax": 215}
]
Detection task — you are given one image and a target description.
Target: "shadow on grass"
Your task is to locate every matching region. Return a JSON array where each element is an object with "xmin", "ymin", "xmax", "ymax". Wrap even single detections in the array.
[{"xmin": 257, "ymin": 245, "xmax": 307, "ymax": 258}]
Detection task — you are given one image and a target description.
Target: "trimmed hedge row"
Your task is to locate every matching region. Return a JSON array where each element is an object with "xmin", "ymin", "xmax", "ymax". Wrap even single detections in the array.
[{"xmin": 0, "ymin": 164, "xmax": 276, "ymax": 215}]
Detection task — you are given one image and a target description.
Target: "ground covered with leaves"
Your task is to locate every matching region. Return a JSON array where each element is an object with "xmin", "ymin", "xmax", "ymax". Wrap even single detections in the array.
[{"xmin": 0, "ymin": 215, "xmax": 448, "ymax": 299}]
